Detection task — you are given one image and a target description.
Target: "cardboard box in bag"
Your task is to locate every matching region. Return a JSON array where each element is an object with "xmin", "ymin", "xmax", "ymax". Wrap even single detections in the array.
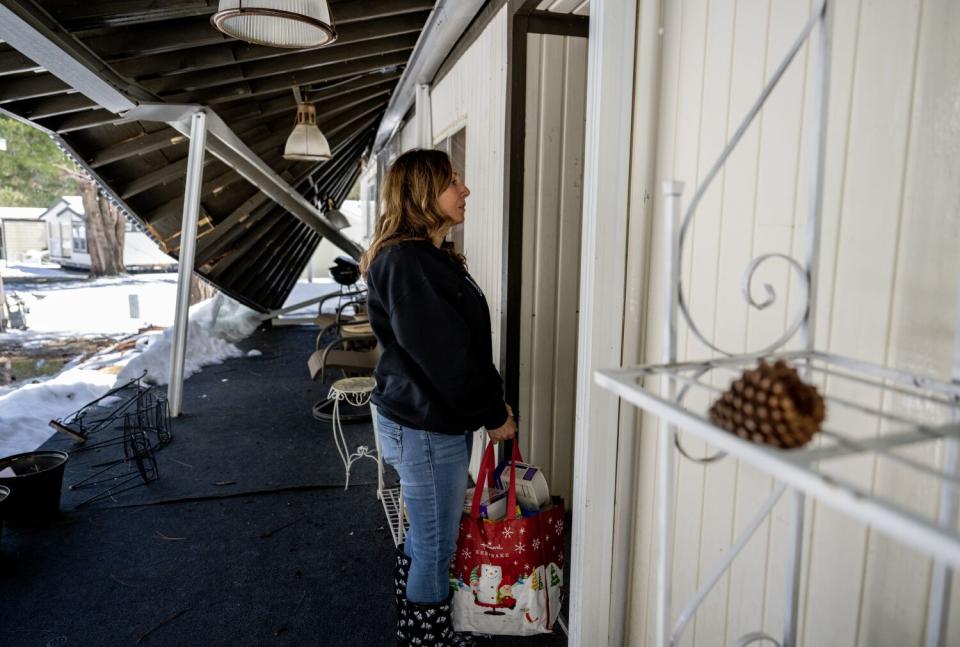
[{"xmin": 493, "ymin": 462, "xmax": 551, "ymax": 513}]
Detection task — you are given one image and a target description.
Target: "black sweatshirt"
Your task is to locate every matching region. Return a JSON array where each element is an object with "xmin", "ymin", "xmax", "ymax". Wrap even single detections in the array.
[{"xmin": 366, "ymin": 239, "xmax": 508, "ymax": 434}]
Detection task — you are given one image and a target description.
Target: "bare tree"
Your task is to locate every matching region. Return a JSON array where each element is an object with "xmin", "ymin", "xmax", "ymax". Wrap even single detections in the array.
[{"xmin": 78, "ymin": 177, "xmax": 125, "ymax": 277}]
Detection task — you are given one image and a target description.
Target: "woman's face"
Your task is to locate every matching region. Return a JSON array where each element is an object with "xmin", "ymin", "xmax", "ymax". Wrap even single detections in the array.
[{"xmin": 437, "ymin": 171, "xmax": 470, "ymax": 224}]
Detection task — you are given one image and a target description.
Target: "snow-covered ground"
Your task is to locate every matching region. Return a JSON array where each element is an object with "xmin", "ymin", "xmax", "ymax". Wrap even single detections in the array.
[
  {"xmin": 3, "ymin": 273, "xmax": 180, "ymax": 338},
  {"xmin": 0, "ymin": 275, "xmax": 344, "ymax": 459}
]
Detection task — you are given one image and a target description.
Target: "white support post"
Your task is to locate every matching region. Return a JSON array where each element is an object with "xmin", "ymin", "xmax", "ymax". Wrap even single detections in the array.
[
  {"xmin": 415, "ymin": 84, "xmax": 432, "ymax": 149},
  {"xmin": 570, "ymin": 0, "xmax": 638, "ymax": 643},
  {"xmin": 167, "ymin": 110, "xmax": 207, "ymax": 417},
  {"xmin": 658, "ymin": 181, "xmax": 683, "ymax": 647}
]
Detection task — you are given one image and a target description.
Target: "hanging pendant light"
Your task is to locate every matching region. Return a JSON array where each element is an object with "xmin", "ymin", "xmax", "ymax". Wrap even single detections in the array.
[
  {"xmin": 323, "ymin": 197, "xmax": 350, "ymax": 230},
  {"xmin": 283, "ymin": 102, "xmax": 332, "ymax": 162},
  {"xmin": 211, "ymin": 1, "xmax": 337, "ymax": 49}
]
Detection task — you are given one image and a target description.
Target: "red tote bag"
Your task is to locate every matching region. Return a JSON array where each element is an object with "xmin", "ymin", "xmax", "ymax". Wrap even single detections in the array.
[{"xmin": 450, "ymin": 440, "xmax": 565, "ymax": 636}]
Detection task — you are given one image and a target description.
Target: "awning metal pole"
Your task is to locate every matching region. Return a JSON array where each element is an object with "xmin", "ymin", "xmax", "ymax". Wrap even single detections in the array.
[{"xmin": 167, "ymin": 110, "xmax": 207, "ymax": 417}]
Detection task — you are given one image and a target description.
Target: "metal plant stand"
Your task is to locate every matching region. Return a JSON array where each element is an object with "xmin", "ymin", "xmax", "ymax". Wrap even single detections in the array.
[
  {"xmin": 328, "ymin": 376, "xmax": 379, "ymax": 490},
  {"xmin": 594, "ymin": 2, "xmax": 960, "ymax": 646}
]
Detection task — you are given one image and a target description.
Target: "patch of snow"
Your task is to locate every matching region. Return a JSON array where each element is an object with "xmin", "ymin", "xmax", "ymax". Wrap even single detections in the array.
[
  {"xmin": 247, "ymin": 349, "xmax": 262, "ymax": 357},
  {"xmin": 1, "ymin": 273, "xmax": 178, "ymax": 336},
  {"xmin": 0, "ymin": 367, "xmax": 116, "ymax": 459},
  {"xmin": 115, "ymin": 295, "xmax": 262, "ymax": 387}
]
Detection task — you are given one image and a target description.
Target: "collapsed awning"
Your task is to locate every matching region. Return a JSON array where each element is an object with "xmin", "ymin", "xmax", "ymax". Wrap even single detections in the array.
[{"xmin": 0, "ymin": 0, "xmax": 435, "ymax": 311}]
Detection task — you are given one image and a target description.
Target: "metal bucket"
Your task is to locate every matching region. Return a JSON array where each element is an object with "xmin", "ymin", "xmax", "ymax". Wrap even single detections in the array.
[{"xmin": 0, "ymin": 451, "xmax": 69, "ymax": 524}]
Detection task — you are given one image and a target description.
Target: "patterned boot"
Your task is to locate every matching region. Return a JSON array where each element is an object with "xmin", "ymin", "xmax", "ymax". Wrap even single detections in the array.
[
  {"xmin": 402, "ymin": 595, "xmax": 477, "ymax": 647},
  {"xmin": 395, "ymin": 547, "xmax": 413, "ymax": 645}
]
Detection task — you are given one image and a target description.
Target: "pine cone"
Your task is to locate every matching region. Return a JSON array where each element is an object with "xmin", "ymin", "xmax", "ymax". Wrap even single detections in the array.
[{"xmin": 709, "ymin": 359, "xmax": 825, "ymax": 449}]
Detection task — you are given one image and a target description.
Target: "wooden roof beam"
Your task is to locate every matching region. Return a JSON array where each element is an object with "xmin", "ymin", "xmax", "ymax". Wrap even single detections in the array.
[
  {"xmin": 0, "ymin": 74, "xmax": 69, "ymax": 103},
  {"xmin": 146, "ymin": 33, "xmax": 418, "ymax": 96},
  {"xmin": 217, "ymin": 70, "xmax": 400, "ymax": 124},
  {"xmin": 46, "ymin": 0, "xmax": 218, "ymax": 32},
  {"xmin": 166, "ymin": 50, "xmax": 409, "ymax": 105},
  {"xmin": 56, "ymin": 0, "xmax": 432, "ymax": 34},
  {"xmin": 88, "ymin": 127, "xmax": 188, "ymax": 168},
  {"xmin": 0, "ymin": 47, "xmax": 42, "ymax": 76},
  {"xmin": 115, "ymin": 12, "xmax": 428, "ymax": 80}
]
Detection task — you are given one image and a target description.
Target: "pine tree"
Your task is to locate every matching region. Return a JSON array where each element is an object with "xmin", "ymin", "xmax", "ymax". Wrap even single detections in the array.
[{"xmin": 0, "ymin": 116, "xmax": 79, "ymax": 207}]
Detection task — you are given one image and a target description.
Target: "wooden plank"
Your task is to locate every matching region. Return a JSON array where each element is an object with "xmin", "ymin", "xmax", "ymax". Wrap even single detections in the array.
[
  {"xmin": 46, "ymin": 0, "xmax": 217, "ymax": 31},
  {"xmin": 528, "ymin": 33, "xmax": 564, "ymax": 483},
  {"xmin": 0, "ymin": 74, "xmax": 69, "ymax": 103},
  {"xmin": 518, "ymin": 31, "xmax": 542, "ymax": 463},
  {"xmin": 143, "ymin": 33, "xmax": 418, "ymax": 95},
  {"xmin": 50, "ymin": 109, "xmax": 120, "ymax": 134},
  {"xmin": 0, "ymin": 47, "xmax": 42, "ymax": 76},
  {"xmin": 21, "ymin": 93, "xmax": 97, "ymax": 119},
  {"xmin": 115, "ymin": 12, "xmax": 427, "ymax": 80},
  {"xmin": 682, "ymin": 1, "xmax": 738, "ymax": 643},
  {"xmin": 550, "ymin": 35, "xmax": 586, "ymax": 506},
  {"xmin": 83, "ymin": 19, "xmax": 228, "ymax": 60},
  {"xmin": 667, "ymin": 0, "xmax": 710, "ymax": 644},
  {"xmin": 802, "ymin": 1, "xmax": 924, "ymax": 645},
  {"xmin": 711, "ymin": 0, "xmax": 775, "ymax": 643},
  {"xmin": 855, "ymin": 0, "xmax": 959, "ymax": 645},
  {"xmin": 164, "ymin": 50, "xmax": 410, "ymax": 105},
  {"xmin": 88, "ymin": 128, "xmax": 188, "ymax": 168},
  {"xmin": 53, "ymin": 0, "xmax": 430, "ymax": 32}
]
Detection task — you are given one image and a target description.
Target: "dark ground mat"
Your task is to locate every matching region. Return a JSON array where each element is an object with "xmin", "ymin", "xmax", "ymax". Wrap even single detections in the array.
[
  {"xmin": 4, "ymin": 326, "xmax": 568, "ymax": 646},
  {"xmin": 41, "ymin": 326, "xmax": 388, "ymax": 510}
]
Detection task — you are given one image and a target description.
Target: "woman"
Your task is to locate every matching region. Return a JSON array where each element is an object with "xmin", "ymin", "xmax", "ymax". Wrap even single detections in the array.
[{"xmin": 361, "ymin": 149, "xmax": 516, "ymax": 646}]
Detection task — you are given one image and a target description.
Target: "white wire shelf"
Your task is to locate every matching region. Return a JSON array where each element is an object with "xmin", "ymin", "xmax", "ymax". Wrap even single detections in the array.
[
  {"xmin": 380, "ymin": 484, "xmax": 407, "ymax": 548},
  {"xmin": 595, "ymin": 349, "xmax": 960, "ymax": 568}
]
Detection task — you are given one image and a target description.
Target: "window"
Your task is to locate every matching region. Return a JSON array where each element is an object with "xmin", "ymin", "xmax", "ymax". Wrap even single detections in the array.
[
  {"xmin": 436, "ymin": 126, "xmax": 466, "ymax": 255},
  {"xmin": 72, "ymin": 224, "xmax": 87, "ymax": 253}
]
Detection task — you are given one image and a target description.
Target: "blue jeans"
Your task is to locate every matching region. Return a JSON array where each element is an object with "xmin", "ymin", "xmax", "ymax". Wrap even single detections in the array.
[{"xmin": 377, "ymin": 411, "xmax": 469, "ymax": 604}]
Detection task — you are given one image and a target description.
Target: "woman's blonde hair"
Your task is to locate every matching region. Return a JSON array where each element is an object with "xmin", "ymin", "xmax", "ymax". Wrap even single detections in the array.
[{"xmin": 360, "ymin": 149, "xmax": 462, "ymax": 276}]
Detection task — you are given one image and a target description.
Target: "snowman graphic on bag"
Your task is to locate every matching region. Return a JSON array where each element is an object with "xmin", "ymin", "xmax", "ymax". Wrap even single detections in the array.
[{"xmin": 471, "ymin": 564, "xmax": 516, "ymax": 615}]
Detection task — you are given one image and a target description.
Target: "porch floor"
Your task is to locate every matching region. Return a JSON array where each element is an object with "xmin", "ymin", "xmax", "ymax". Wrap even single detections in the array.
[{"xmin": 0, "ymin": 325, "xmax": 568, "ymax": 646}]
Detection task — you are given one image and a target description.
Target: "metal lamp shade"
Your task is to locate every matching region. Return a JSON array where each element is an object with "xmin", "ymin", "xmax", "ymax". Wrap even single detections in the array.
[
  {"xmin": 324, "ymin": 207, "xmax": 350, "ymax": 230},
  {"xmin": 212, "ymin": 0, "xmax": 337, "ymax": 49},
  {"xmin": 283, "ymin": 102, "xmax": 332, "ymax": 161}
]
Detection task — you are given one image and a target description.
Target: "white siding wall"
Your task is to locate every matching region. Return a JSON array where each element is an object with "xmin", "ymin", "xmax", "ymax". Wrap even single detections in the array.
[
  {"xmin": 399, "ymin": 117, "xmax": 420, "ymax": 153},
  {"xmin": 0, "ymin": 221, "xmax": 46, "ymax": 261},
  {"xmin": 627, "ymin": 1, "xmax": 960, "ymax": 646},
  {"xmin": 430, "ymin": 5, "xmax": 509, "ymax": 364},
  {"xmin": 517, "ymin": 32, "xmax": 588, "ymax": 505}
]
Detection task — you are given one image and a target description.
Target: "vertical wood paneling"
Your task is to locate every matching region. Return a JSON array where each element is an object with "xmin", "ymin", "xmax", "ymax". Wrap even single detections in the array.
[
  {"xmin": 803, "ymin": 2, "xmax": 924, "ymax": 646},
  {"xmin": 430, "ymin": 6, "xmax": 508, "ymax": 364},
  {"xmin": 627, "ymin": 0, "xmax": 960, "ymax": 645},
  {"xmin": 518, "ymin": 32, "xmax": 587, "ymax": 505},
  {"xmin": 550, "ymin": 35, "xmax": 587, "ymax": 507},
  {"xmin": 857, "ymin": 1, "xmax": 959, "ymax": 645}
]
